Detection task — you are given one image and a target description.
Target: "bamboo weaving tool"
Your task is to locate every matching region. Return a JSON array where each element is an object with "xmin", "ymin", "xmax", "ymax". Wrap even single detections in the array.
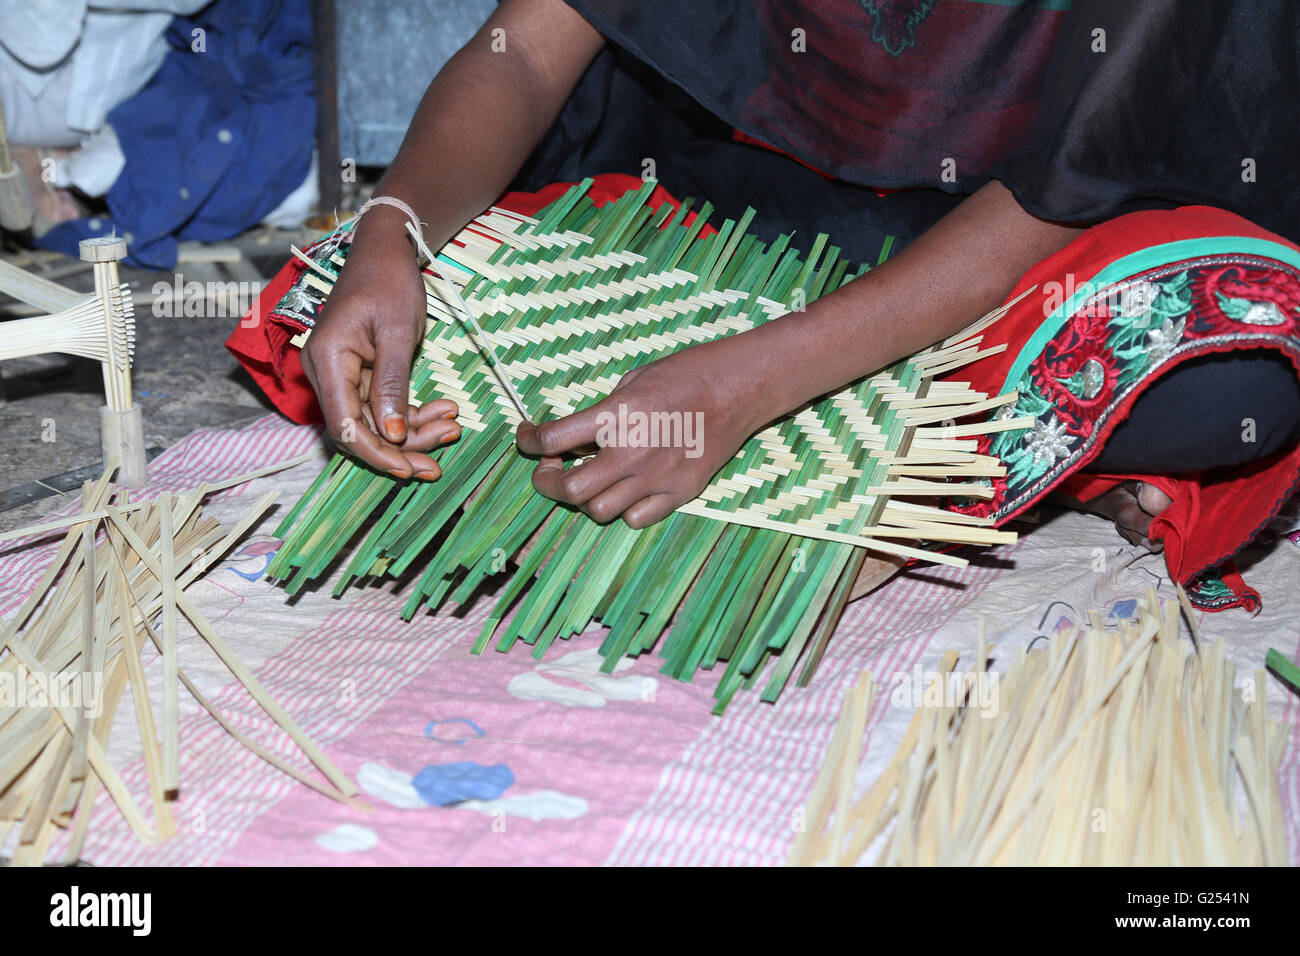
[
  {"xmin": 270, "ymin": 179, "xmax": 1030, "ymax": 712},
  {"xmin": 0, "ymin": 236, "xmax": 147, "ymax": 486},
  {"xmin": 0, "ymin": 460, "xmax": 357, "ymax": 865},
  {"xmin": 789, "ymin": 591, "xmax": 1291, "ymax": 866}
]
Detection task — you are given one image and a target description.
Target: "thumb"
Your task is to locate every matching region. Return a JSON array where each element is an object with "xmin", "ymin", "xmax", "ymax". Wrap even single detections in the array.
[{"xmin": 368, "ymin": 325, "xmax": 418, "ymax": 444}]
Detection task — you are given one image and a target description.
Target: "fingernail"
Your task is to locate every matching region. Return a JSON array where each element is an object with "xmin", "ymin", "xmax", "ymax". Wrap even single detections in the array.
[
  {"xmin": 439, "ymin": 409, "xmax": 457, "ymax": 420},
  {"xmin": 388, "ymin": 468, "xmax": 410, "ymax": 480},
  {"xmin": 383, "ymin": 415, "xmax": 407, "ymax": 443},
  {"xmin": 416, "ymin": 470, "xmax": 439, "ymax": 481},
  {"xmin": 441, "ymin": 427, "xmax": 461, "ymax": 445}
]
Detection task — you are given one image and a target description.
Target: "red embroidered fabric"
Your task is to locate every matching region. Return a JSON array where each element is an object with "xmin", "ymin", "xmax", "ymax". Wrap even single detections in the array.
[{"xmin": 944, "ymin": 205, "xmax": 1300, "ymax": 594}]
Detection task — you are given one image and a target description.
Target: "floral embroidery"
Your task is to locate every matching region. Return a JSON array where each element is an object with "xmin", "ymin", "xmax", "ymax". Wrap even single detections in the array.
[
  {"xmin": 1065, "ymin": 358, "xmax": 1106, "ymax": 399},
  {"xmin": 276, "ymin": 282, "xmax": 326, "ymax": 328},
  {"xmin": 1117, "ymin": 279, "xmax": 1162, "ymax": 321},
  {"xmin": 951, "ymin": 254, "xmax": 1300, "ymax": 539},
  {"xmin": 1108, "ymin": 270, "xmax": 1192, "ymax": 390},
  {"xmin": 1202, "ymin": 263, "xmax": 1300, "ymax": 329},
  {"xmin": 1241, "ymin": 301, "xmax": 1289, "ymax": 325},
  {"xmin": 1024, "ymin": 415, "xmax": 1072, "ymax": 469},
  {"xmin": 268, "ymin": 223, "xmax": 353, "ymax": 331},
  {"xmin": 1184, "ymin": 568, "xmax": 1261, "ymax": 613}
]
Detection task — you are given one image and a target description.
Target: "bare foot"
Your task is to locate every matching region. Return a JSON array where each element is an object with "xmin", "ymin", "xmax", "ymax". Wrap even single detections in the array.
[
  {"xmin": 9, "ymin": 146, "xmax": 86, "ymax": 235},
  {"xmin": 1052, "ymin": 481, "xmax": 1173, "ymax": 551}
]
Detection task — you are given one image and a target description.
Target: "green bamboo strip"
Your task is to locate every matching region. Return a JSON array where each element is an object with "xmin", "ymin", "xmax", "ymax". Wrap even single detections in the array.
[{"xmin": 269, "ymin": 180, "xmax": 1013, "ymax": 712}]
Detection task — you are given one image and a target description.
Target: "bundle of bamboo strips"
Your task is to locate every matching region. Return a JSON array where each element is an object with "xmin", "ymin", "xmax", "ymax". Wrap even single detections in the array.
[
  {"xmin": 790, "ymin": 590, "xmax": 1289, "ymax": 866},
  {"xmin": 270, "ymin": 179, "xmax": 1028, "ymax": 712},
  {"xmin": 0, "ymin": 459, "xmax": 358, "ymax": 866}
]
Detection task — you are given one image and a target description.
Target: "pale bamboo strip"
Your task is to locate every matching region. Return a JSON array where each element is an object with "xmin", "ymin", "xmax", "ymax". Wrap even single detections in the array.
[
  {"xmin": 1, "ymin": 478, "xmax": 354, "ymax": 862},
  {"xmin": 939, "ymin": 285, "xmax": 1038, "ymax": 348},
  {"xmin": 406, "ymin": 221, "xmax": 532, "ymax": 423},
  {"xmin": 796, "ymin": 596, "xmax": 1287, "ymax": 866},
  {"xmin": 3, "ymin": 633, "xmax": 157, "ymax": 843},
  {"xmin": 828, "ymin": 676, "xmax": 874, "ymax": 859},
  {"xmin": 0, "ymin": 450, "xmax": 314, "ymax": 550},
  {"xmin": 105, "ymin": 507, "xmax": 358, "ymax": 799},
  {"xmin": 0, "ymin": 462, "xmax": 118, "ymax": 639},
  {"xmin": 673, "ymin": 500, "xmax": 968, "ymax": 566},
  {"xmin": 158, "ymin": 493, "xmax": 179, "ymax": 792},
  {"xmin": 900, "ymin": 390, "xmax": 1018, "ymax": 425},
  {"xmin": 786, "ymin": 679, "xmax": 860, "ymax": 866},
  {"xmin": 106, "ymin": 525, "xmax": 175, "ymax": 837},
  {"xmin": 66, "ymin": 522, "xmax": 96, "ymax": 788},
  {"xmin": 16, "ymin": 731, "xmax": 71, "ymax": 848},
  {"xmin": 125, "ymin": 574, "xmax": 366, "ymax": 811}
]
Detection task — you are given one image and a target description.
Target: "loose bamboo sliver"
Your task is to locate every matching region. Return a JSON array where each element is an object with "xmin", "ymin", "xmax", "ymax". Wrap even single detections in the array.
[
  {"xmin": 107, "ymin": 532, "xmax": 175, "ymax": 837},
  {"xmin": 67, "ymin": 522, "xmax": 96, "ymax": 789},
  {"xmin": 0, "ymin": 456, "xmax": 315, "ymax": 554},
  {"xmin": 158, "ymin": 493, "xmax": 180, "ymax": 793},
  {"xmin": 793, "ymin": 597, "xmax": 1291, "ymax": 866},
  {"xmin": 105, "ymin": 507, "xmax": 358, "ymax": 799},
  {"xmin": 0, "ymin": 477, "xmax": 357, "ymax": 864}
]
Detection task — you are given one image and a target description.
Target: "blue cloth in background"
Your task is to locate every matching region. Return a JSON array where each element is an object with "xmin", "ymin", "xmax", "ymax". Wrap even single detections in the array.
[{"xmin": 38, "ymin": 0, "xmax": 315, "ymax": 269}]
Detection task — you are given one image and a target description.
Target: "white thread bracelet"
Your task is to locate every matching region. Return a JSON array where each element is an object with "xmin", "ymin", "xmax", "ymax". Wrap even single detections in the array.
[{"xmin": 353, "ymin": 195, "xmax": 425, "ymax": 237}]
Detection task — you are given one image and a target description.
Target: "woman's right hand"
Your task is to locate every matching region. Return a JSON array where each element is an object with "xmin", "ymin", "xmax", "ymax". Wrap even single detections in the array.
[{"xmin": 299, "ymin": 209, "xmax": 461, "ymax": 479}]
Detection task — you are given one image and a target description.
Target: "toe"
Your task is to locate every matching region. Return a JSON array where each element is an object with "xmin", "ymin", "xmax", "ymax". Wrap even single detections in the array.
[{"xmin": 1135, "ymin": 481, "xmax": 1173, "ymax": 517}]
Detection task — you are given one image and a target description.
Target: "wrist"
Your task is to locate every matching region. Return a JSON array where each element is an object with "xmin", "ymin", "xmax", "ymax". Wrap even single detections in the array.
[
  {"xmin": 732, "ymin": 318, "xmax": 825, "ymax": 431},
  {"xmin": 346, "ymin": 209, "xmax": 423, "ymax": 269},
  {"xmin": 701, "ymin": 331, "xmax": 800, "ymax": 437},
  {"xmin": 352, "ymin": 203, "xmax": 420, "ymax": 247}
]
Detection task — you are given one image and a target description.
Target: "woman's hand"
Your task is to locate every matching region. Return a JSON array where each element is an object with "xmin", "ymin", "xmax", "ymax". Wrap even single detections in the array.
[
  {"xmin": 514, "ymin": 180, "xmax": 1089, "ymax": 528},
  {"xmin": 515, "ymin": 338, "xmax": 771, "ymax": 527},
  {"xmin": 300, "ymin": 210, "xmax": 460, "ymax": 479},
  {"xmin": 294, "ymin": 0, "xmax": 605, "ymax": 478}
]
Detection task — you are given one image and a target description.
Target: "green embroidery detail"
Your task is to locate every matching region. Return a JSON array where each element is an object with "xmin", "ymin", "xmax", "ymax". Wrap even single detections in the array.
[
  {"xmin": 1107, "ymin": 271, "xmax": 1192, "ymax": 388},
  {"xmin": 998, "ymin": 236, "xmax": 1300, "ymax": 400},
  {"xmin": 858, "ymin": 0, "xmax": 938, "ymax": 56},
  {"xmin": 1216, "ymin": 292, "xmax": 1254, "ymax": 321},
  {"xmin": 998, "ymin": 268, "xmax": 1199, "ymax": 491},
  {"xmin": 1058, "ymin": 358, "xmax": 1105, "ymax": 399},
  {"xmin": 1005, "ymin": 415, "xmax": 1071, "ymax": 486},
  {"xmin": 992, "ymin": 378, "xmax": 1056, "ymax": 485},
  {"xmin": 1188, "ymin": 574, "xmax": 1234, "ymax": 602}
]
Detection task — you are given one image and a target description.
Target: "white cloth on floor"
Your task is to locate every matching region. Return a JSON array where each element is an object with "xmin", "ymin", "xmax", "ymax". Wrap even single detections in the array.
[
  {"xmin": 0, "ymin": 0, "xmax": 208, "ymax": 145},
  {"xmin": 51, "ymin": 123, "xmax": 124, "ymax": 196}
]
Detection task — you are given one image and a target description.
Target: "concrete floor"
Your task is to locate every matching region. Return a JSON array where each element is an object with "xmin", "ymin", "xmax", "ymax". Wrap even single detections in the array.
[{"xmin": 0, "ymin": 229, "xmax": 314, "ymax": 533}]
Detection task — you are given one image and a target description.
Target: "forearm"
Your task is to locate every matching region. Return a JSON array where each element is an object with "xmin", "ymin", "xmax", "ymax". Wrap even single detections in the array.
[
  {"xmin": 349, "ymin": 0, "xmax": 604, "ymax": 259},
  {"xmin": 732, "ymin": 181, "xmax": 1083, "ymax": 429}
]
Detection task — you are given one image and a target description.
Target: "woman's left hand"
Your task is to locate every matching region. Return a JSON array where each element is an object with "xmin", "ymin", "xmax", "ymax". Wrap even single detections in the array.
[{"xmin": 515, "ymin": 339, "xmax": 770, "ymax": 527}]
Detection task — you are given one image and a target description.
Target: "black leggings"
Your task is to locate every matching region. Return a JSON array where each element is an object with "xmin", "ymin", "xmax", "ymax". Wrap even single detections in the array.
[{"xmin": 1089, "ymin": 351, "xmax": 1300, "ymax": 474}]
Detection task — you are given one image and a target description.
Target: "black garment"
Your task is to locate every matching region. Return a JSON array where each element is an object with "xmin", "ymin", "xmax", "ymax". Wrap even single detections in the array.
[
  {"xmin": 1090, "ymin": 352, "xmax": 1300, "ymax": 473},
  {"xmin": 513, "ymin": 43, "xmax": 965, "ymax": 265},
  {"xmin": 557, "ymin": 0, "xmax": 1300, "ymax": 242},
  {"xmin": 513, "ymin": 2, "xmax": 1300, "ymax": 477}
]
